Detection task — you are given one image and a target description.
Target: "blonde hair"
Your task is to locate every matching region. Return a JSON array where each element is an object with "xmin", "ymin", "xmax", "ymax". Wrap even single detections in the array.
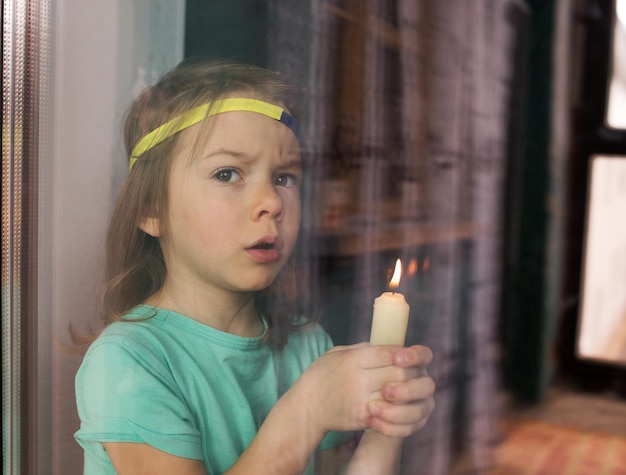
[{"xmin": 98, "ymin": 59, "xmax": 305, "ymax": 348}]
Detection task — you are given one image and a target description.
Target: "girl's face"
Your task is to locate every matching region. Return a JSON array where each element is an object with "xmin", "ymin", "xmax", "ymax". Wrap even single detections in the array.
[{"xmin": 148, "ymin": 101, "xmax": 302, "ymax": 299}]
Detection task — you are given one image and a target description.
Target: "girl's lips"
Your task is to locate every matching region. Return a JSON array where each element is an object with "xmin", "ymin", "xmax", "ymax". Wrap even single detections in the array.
[
  {"xmin": 245, "ymin": 247, "xmax": 281, "ymax": 263},
  {"xmin": 245, "ymin": 235, "xmax": 284, "ymax": 263}
]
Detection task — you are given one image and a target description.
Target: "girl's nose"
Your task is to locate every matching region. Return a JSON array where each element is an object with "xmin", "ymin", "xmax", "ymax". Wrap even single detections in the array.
[{"xmin": 251, "ymin": 181, "xmax": 285, "ymax": 221}]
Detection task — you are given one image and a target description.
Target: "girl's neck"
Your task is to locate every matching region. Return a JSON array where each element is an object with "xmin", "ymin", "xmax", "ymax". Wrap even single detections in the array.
[{"xmin": 145, "ymin": 283, "xmax": 264, "ymax": 337}]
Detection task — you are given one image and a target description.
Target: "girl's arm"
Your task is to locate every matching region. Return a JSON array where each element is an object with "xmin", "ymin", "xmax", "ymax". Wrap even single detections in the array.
[
  {"xmin": 240, "ymin": 344, "xmax": 435, "ymax": 475},
  {"xmin": 103, "ymin": 384, "xmax": 322, "ymax": 475},
  {"xmin": 104, "ymin": 344, "xmax": 434, "ymax": 475},
  {"xmin": 316, "ymin": 345, "xmax": 436, "ymax": 475},
  {"xmin": 102, "ymin": 382, "xmax": 324, "ymax": 475},
  {"xmin": 341, "ymin": 432, "xmax": 404, "ymax": 475},
  {"xmin": 103, "ymin": 443, "xmax": 208, "ymax": 475}
]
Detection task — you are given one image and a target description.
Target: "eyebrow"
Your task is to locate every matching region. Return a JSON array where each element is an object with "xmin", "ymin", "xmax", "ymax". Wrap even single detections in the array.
[
  {"xmin": 279, "ymin": 156, "xmax": 304, "ymax": 169},
  {"xmin": 200, "ymin": 149, "xmax": 303, "ymax": 168},
  {"xmin": 202, "ymin": 148, "xmax": 249, "ymax": 160}
]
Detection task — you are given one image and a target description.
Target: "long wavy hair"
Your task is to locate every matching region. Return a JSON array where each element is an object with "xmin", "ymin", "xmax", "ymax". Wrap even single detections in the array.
[{"xmin": 93, "ymin": 58, "xmax": 308, "ymax": 349}]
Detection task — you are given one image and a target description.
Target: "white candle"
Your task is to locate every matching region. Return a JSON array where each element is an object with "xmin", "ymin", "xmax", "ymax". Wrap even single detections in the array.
[{"xmin": 370, "ymin": 259, "xmax": 410, "ymax": 346}]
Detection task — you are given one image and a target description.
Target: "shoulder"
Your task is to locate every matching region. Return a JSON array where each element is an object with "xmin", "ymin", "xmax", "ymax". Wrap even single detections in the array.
[
  {"xmin": 75, "ymin": 308, "xmax": 189, "ymax": 421},
  {"xmin": 88, "ymin": 305, "xmax": 171, "ymax": 351},
  {"xmin": 78, "ymin": 307, "xmax": 174, "ymax": 386}
]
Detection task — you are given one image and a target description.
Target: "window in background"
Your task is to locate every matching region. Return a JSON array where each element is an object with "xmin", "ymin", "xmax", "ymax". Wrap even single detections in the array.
[{"xmin": 577, "ymin": 155, "xmax": 626, "ymax": 366}]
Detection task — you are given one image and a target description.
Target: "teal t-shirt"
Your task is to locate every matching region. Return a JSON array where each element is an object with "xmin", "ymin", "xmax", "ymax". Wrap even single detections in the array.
[{"xmin": 75, "ymin": 305, "xmax": 350, "ymax": 474}]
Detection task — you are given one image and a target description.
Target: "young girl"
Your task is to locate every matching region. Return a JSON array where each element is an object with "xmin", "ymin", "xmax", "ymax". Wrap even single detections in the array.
[{"xmin": 74, "ymin": 59, "xmax": 436, "ymax": 475}]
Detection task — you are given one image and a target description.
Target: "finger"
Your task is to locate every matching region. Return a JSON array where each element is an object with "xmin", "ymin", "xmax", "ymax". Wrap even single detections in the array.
[
  {"xmin": 326, "ymin": 342, "xmax": 369, "ymax": 354},
  {"xmin": 367, "ymin": 400, "xmax": 434, "ymax": 438},
  {"xmin": 368, "ymin": 419, "xmax": 417, "ymax": 438},
  {"xmin": 393, "ymin": 345, "xmax": 433, "ymax": 368},
  {"xmin": 369, "ymin": 413, "xmax": 432, "ymax": 437},
  {"xmin": 381, "ymin": 375, "xmax": 436, "ymax": 402},
  {"xmin": 328, "ymin": 343, "xmax": 400, "ymax": 369},
  {"xmin": 365, "ymin": 365, "xmax": 419, "ymax": 394},
  {"xmin": 368, "ymin": 397, "xmax": 435, "ymax": 426},
  {"xmin": 350, "ymin": 344, "xmax": 403, "ymax": 369}
]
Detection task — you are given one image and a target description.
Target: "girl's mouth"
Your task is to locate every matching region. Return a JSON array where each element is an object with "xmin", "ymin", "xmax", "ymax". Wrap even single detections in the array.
[
  {"xmin": 252, "ymin": 242, "xmax": 275, "ymax": 250},
  {"xmin": 246, "ymin": 236, "xmax": 283, "ymax": 263}
]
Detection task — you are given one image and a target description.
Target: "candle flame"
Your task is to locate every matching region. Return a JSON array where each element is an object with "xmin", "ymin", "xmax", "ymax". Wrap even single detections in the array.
[{"xmin": 389, "ymin": 259, "xmax": 402, "ymax": 289}]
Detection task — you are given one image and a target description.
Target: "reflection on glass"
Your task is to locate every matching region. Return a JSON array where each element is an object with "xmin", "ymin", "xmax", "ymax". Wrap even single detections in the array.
[
  {"xmin": 578, "ymin": 155, "xmax": 626, "ymax": 365},
  {"xmin": 3, "ymin": 1, "xmax": 528, "ymax": 473},
  {"xmin": 607, "ymin": 0, "xmax": 626, "ymax": 128}
]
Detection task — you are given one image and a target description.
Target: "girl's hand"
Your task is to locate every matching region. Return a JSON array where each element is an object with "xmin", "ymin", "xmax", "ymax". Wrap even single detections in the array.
[
  {"xmin": 366, "ymin": 345, "xmax": 436, "ymax": 437},
  {"xmin": 290, "ymin": 343, "xmax": 428, "ymax": 435}
]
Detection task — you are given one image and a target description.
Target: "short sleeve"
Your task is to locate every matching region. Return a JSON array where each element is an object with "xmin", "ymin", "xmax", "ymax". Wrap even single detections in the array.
[{"xmin": 74, "ymin": 339, "xmax": 203, "ymax": 466}]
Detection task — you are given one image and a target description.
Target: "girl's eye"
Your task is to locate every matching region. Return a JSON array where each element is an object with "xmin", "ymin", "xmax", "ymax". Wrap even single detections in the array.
[
  {"xmin": 275, "ymin": 174, "xmax": 301, "ymax": 188},
  {"xmin": 214, "ymin": 168, "xmax": 242, "ymax": 183}
]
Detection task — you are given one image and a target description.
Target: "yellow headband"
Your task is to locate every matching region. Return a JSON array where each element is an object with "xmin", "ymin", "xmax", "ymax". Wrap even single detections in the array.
[{"xmin": 129, "ymin": 97, "xmax": 300, "ymax": 171}]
